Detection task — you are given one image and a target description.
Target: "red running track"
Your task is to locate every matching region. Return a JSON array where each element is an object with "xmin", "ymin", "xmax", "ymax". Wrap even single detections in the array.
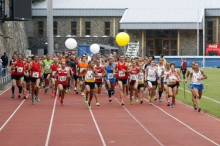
[{"xmin": 0, "ymin": 86, "xmax": 219, "ymax": 146}]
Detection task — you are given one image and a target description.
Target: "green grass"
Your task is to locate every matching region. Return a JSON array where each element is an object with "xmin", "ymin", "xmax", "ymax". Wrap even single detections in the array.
[{"xmin": 176, "ymin": 68, "xmax": 220, "ymax": 118}]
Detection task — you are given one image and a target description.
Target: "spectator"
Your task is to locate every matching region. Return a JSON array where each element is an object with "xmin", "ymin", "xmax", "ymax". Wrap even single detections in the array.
[
  {"xmin": 181, "ymin": 58, "xmax": 187, "ymax": 80},
  {"xmin": 1, "ymin": 52, "xmax": 8, "ymax": 76},
  {"xmin": 160, "ymin": 54, "xmax": 167, "ymax": 65}
]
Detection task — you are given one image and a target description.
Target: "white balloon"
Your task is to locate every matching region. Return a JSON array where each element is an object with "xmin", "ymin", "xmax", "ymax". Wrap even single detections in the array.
[
  {"xmin": 90, "ymin": 44, "xmax": 100, "ymax": 54},
  {"xmin": 65, "ymin": 38, "xmax": 77, "ymax": 49}
]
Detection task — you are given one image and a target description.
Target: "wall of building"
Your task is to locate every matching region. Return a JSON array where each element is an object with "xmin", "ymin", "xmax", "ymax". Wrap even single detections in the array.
[{"xmin": 0, "ymin": 0, "xmax": 28, "ymax": 59}]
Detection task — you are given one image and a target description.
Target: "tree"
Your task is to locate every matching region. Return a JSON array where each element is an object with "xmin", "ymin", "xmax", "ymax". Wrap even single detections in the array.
[{"xmin": 32, "ymin": 0, "xmax": 45, "ymax": 3}]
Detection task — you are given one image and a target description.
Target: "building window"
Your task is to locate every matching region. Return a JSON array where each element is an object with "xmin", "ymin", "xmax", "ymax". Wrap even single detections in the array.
[
  {"xmin": 38, "ymin": 21, "xmax": 44, "ymax": 37},
  {"xmin": 85, "ymin": 22, "xmax": 91, "ymax": 35},
  {"xmin": 53, "ymin": 21, "xmax": 57, "ymax": 36},
  {"xmin": 207, "ymin": 21, "xmax": 213, "ymax": 43},
  {"xmin": 71, "ymin": 21, "xmax": 77, "ymax": 35},
  {"xmin": 105, "ymin": 22, "xmax": 110, "ymax": 36}
]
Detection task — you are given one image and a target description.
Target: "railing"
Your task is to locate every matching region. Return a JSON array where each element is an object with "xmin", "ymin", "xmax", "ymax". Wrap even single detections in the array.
[{"xmin": 0, "ymin": 68, "xmax": 11, "ymax": 90}]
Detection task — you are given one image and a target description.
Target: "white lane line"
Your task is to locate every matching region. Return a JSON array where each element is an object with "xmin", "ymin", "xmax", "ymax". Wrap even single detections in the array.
[
  {"xmin": 113, "ymin": 96, "xmax": 164, "ymax": 146},
  {"xmin": 143, "ymin": 98, "xmax": 220, "ymax": 146},
  {"xmin": 0, "ymin": 86, "xmax": 11, "ymax": 96},
  {"xmin": 0, "ymin": 94, "xmax": 29, "ymax": 132},
  {"xmin": 45, "ymin": 90, "xmax": 58, "ymax": 146},
  {"xmin": 179, "ymin": 87, "xmax": 220, "ymax": 104},
  {"xmin": 89, "ymin": 109, "xmax": 106, "ymax": 146}
]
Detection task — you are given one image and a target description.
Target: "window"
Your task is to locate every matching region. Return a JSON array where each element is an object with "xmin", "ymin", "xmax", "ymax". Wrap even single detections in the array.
[
  {"xmin": 38, "ymin": 21, "xmax": 44, "ymax": 37},
  {"xmin": 207, "ymin": 21, "xmax": 213, "ymax": 43},
  {"xmin": 105, "ymin": 22, "xmax": 110, "ymax": 36},
  {"xmin": 71, "ymin": 21, "xmax": 77, "ymax": 35},
  {"xmin": 85, "ymin": 22, "xmax": 91, "ymax": 35},
  {"xmin": 53, "ymin": 21, "xmax": 57, "ymax": 36}
]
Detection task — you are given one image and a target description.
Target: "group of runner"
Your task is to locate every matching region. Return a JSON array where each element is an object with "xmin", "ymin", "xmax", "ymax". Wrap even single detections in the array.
[{"xmin": 8, "ymin": 52, "xmax": 207, "ymax": 112}]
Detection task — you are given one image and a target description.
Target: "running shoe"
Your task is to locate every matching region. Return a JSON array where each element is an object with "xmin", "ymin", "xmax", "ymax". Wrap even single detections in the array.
[
  {"xmin": 31, "ymin": 98, "xmax": 35, "ymax": 105},
  {"xmin": 76, "ymin": 91, "xmax": 79, "ymax": 94},
  {"xmin": 193, "ymin": 104, "xmax": 197, "ymax": 110},
  {"xmin": 148, "ymin": 99, "xmax": 152, "ymax": 105},
  {"xmin": 140, "ymin": 100, "xmax": 143, "ymax": 104},
  {"xmin": 74, "ymin": 87, "xmax": 77, "ymax": 91},
  {"xmin": 159, "ymin": 96, "xmax": 162, "ymax": 102},
  {"xmin": 167, "ymin": 102, "xmax": 171, "ymax": 107},
  {"xmin": 88, "ymin": 102, "xmax": 91, "ymax": 109},
  {"xmin": 170, "ymin": 104, "xmax": 174, "ymax": 108},
  {"xmin": 85, "ymin": 97, "xmax": 88, "ymax": 103},
  {"xmin": 96, "ymin": 102, "xmax": 100, "ymax": 106},
  {"xmin": 44, "ymin": 87, "xmax": 49, "ymax": 94},
  {"xmin": 135, "ymin": 98, "xmax": 139, "ymax": 103},
  {"xmin": 198, "ymin": 108, "xmax": 201, "ymax": 112},
  {"xmin": 23, "ymin": 95, "xmax": 26, "ymax": 99},
  {"xmin": 18, "ymin": 95, "xmax": 21, "ymax": 98},
  {"xmin": 81, "ymin": 92, "xmax": 85, "ymax": 96},
  {"xmin": 129, "ymin": 99, "xmax": 133, "ymax": 105},
  {"xmin": 121, "ymin": 102, "xmax": 125, "ymax": 106},
  {"xmin": 60, "ymin": 100, "xmax": 64, "ymax": 106},
  {"xmin": 11, "ymin": 94, "xmax": 15, "ymax": 98},
  {"xmin": 109, "ymin": 98, "xmax": 112, "ymax": 102},
  {"xmin": 35, "ymin": 96, "xmax": 40, "ymax": 102},
  {"xmin": 111, "ymin": 90, "xmax": 115, "ymax": 95}
]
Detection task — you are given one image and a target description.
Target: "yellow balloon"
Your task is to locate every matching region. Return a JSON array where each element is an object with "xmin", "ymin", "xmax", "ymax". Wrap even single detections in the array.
[{"xmin": 116, "ymin": 32, "xmax": 130, "ymax": 47}]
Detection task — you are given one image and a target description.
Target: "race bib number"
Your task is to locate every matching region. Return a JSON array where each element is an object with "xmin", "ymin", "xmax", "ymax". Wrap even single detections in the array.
[
  {"xmin": 86, "ymin": 72, "xmax": 93, "ymax": 80},
  {"xmin": 108, "ymin": 73, "xmax": 114, "ymax": 79},
  {"xmin": 131, "ymin": 75, "xmax": 136, "ymax": 80},
  {"xmin": 96, "ymin": 73, "xmax": 102, "ymax": 79},
  {"xmin": 119, "ymin": 71, "xmax": 125, "ymax": 77},
  {"xmin": 17, "ymin": 67, "xmax": 23, "ymax": 73},
  {"xmin": 139, "ymin": 76, "xmax": 144, "ymax": 82},
  {"xmin": 45, "ymin": 65, "xmax": 50, "ymax": 70},
  {"xmin": 24, "ymin": 71, "xmax": 29, "ymax": 76},
  {"xmin": 59, "ymin": 76, "xmax": 66, "ymax": 82},
  {"xmin": 33, "ymin": 72, "xmax": 39, "ymax": 78},
  {"xmin": 52, "ymin": 71, "xmax": 56, "ymax": 76}
]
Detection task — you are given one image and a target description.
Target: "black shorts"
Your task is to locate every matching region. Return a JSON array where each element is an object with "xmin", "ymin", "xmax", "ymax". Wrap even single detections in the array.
[
  {"xmin": 24, "ymin": 76, "xmax": 31, "ymax": 82},
  {"xmin": 58, "ymin": 84, "xmax": 68, "ymax": 89},
  {"xmin": 95, "ymin": 82, "xmax": 102, "ymax": 87},
  {"xmin": 118, "ymin": 79, "xmax": 127, "ymax": 85},
  {"xmin": 31, "ymin": 77, "xmax": 40, "ymax": 83},
  {"xmin": 43, "ymin": 73, "xmax": 50, "ymax": 79},
  {"xmin": 130, "ymin": 81, "xmax": 136, "ymax": 86},
  {"xmin": 176, "ymin": 82, "xmax": 180, "ymax": 88},
  {"xmin": 147, "ymin": 81, "xmax": 157, "ymax": 87},
  {"xmin": 16, "ymin": 75, "xmax": 24, "ymax": 81},
  {"xmin": 11, "ymin": 74, "xmax": 17, "ymax": 80},
  {"xmin": 168, "ymin": 84, "xmax": 178, "ymax": 89},
  {"xmin": 71, "ymin": 74, "xmax": 78, "ymax": 81},
  {"xmin": 138, "ymin": 84, "xmax": 144, "ymax": 89},
  {"xmin": 85, "ymin": 82, "xmax": 95, "ymax": 89},
  {"xmin": 79, "ymin": 76, "xmax": 85, "ymax": 82}
]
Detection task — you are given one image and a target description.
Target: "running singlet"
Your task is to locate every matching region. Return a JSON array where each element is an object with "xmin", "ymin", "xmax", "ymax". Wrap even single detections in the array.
[
  {"xmin": 95, "ymin": 66, "xmax": 103, "ymax": 82},
  {"xmin": 117, "ymin": 62, "xmax": 128, "ymax": 79},
  {"xmin": 43, "ymin": 59, "xmax": 54, "ymax": 74},
  {"xmin": 15, "ymin": 60, "xmax": 24, "ymax": 76},
  {"xmin": 164, "ymin": 69, "xmax": 171, "ymax": 83},
  {"xmin": 85, "ymin": 70, "xmax": 95, "ymax": 82},
  {"xmin": 130, "ymin": 68, "xmax": 138, "ymax": 82},
  {"xmin": 31, "ymin": 62, "xmax": 41, "ymax": 79},
  {"xmin": 24, "ymin": 63, "xmax": 30, "ymax": 76},
  {"xmin": 192, "ymin": 70, "xmax": 203, "ymax": 85},
  {"xmin": 157, "ymin": 65, "xmax": 165, "ymax": 77},
  {"xmin": 147, "ymin": 67, "xmax": 157, "ymax": 81},
  {"xmin": 51, "ymin": 64, "xmax": 59, "ymax": 77},
  {"xmin": 168, "ymin": 72, "xmax": 178, "ymax": 84},
  {"xmin": 106, "ymin": 64, "xmax": 114, "ymax": 80},
  {"xmin": 10, "ymin": 60, "xmax": 17, "ymax": 75},
  {"xmin": 78, "ymin": 62, "xmax": 88, "ymax": 77},
  {"xmin": 57, "ymin": 69, "xmax": 68, "ymax": 85},
  {"xmin": 138, "ymin": 72, "xmax": 145, "ymax": 84}
]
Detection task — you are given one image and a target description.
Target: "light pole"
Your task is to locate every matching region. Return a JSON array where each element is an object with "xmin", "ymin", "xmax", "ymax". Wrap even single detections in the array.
[{"xmin": 47, "ymin": 0, "xmax": 54, "ymax": 56}]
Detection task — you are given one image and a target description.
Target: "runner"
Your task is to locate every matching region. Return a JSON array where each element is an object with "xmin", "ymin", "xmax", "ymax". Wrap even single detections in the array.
[
  {"xmin": 14, "ymin": 54, "xmax": 25, "ymax": 99},
  {"xmin": 51, "ymin": 58, "xmax": 60, "ymax": 97},
  {"xmin": 138, "ymin": 64, "xmax": 145, "ymax": 104},
  {"xmin": 115, "ymin": 55, "xmax": 129, "ymax": 106},
  {"xmin": 190, "ymin": 62, "xmax": 207, "ymax": 112},
  {"xmin": 70, "ymin": 55, "xmax": 79, "ymax": 94},
  {"xmin": 128, "ymin": 60, "xmax": 139, "ymax": 104},
  {"xmin": 56, "ymin": 61, "xmax": 70, "ymax": 106},
  {"xmin": 29, "ymin": 55, "xmax": 42, "ymax": 105},
  {"xmin": 145, "ymin": 60, "xmax": 158, "ymax": 104},
  {"xmin": 23, "ymin": 57, "xmax": 31, "ymax": 99},
  {"xmin": 42, "ymin": 54, "xmax": 53, "ymax": 94},
  {"xmin": 78, "ymin": 55, "xmax": 88, "ymax": 96},
  {"xmin": 160, "ymin": 62, "xmax": 171, "ymax": 106},
  {"xmin": 85, "ymin": 61, "xmax": 97, "ymax": 109},
  {"xmin": 105, "ymin": 57, "xmax": 116, "ymax": 102},
  {"xmin": 9, "ymin": 54, "xmax": 17, "ymax": 98},
  {"xmin": 156, "ymin": 57, "xmax": 165, "ymax": 102},
  {"xmin": 166, "ymin": 63, "xmax": 181, "ymax": 108}
]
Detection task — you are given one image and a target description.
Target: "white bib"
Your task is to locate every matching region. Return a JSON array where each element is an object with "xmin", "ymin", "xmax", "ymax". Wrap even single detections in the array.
[
  {"xmin": 24, "ymin": 71, "xmax": 29, "ymax": 76},
  {"xmin": 96, "ymin": 73, "xmax": 102, "ymax": 79},
  {"xmin": 86, "ymin": 71, "xmax": 93, "ymax": 80},
  {"xmin": 17, "ymin": 67, "xmax": 23, "ymax": 73},
  {"xmin": 119, "ymin": 71, "xmax": 125, "ymax": 77},
  {"xmin": 45, "ymin": 65, "xmax": 50, "ymax": 70},
  {"xmin": 59, "ymin": 76, "xmax": 66, "ymax": 82},
  {"xmin": 108, "ymin": 73, "xmax": 114, "ymax": 79},
  {"xmin": 33, "ymin": 72, "xmax": 39, "ymax": 78},
  {"xmin": 131, "ymin": 75, "xmax": 137, "ymax": 80},
  {"xmin": 52, "ymin": 71, "xmax": 56, "ymax": 76}
]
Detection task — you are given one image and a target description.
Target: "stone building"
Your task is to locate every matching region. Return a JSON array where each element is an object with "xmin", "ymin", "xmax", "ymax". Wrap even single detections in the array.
[{"xmin": 28, "ymin": 0, "xmax": 220, "ymax": 56}]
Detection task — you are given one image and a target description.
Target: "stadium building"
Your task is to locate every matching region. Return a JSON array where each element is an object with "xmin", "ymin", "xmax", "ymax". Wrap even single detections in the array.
[{"xmin": 28, "ymin": 0, "xmax": 220, "ymax": 56}]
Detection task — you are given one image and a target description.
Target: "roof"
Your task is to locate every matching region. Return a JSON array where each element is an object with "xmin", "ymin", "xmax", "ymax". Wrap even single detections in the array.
[{"xmin": 32, "ymin": 0, "xmax": 220, "ymax": 29}]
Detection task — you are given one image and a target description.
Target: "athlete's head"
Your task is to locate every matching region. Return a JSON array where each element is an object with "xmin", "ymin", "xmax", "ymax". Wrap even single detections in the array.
[
  {"xmin": 96, "ymin": 60, "xmax": 100, "ymax": 67},
  {"xmin": 54, "ymin": 58, "xmax": 59, "ymax": 64},
  {"xmin": 88, "ymin": 61, "xmax": 94, "ymax": 68},
  {"xmin": 27, "ymin": 57, "xmax": 32, "ymax": 63},
  {"xmin": 34, "ymin": 55, "xmax": 39, "ymax": 62},
  {"xmin": 159, "ymin": 57, "xmax": 163, "ymax": 64},
  {"xmin": 119, "ymin": 55, "xmax": 124, "ymax": 62},
  {"xmin": 165, "ymin": 62, "xmax": 170, "ymax": 69},
  {"xmin": 18, "ymin": 54, "xmax": 23, "ymax": 60},
  {"xmin": 46, "ymin": 54, "xmax": 50, "ymax": 60},
  {"xmin": 150, "ymin": 60, "xmax": 156, "ymax": 67},
  {"xmin": 61, "ymin": 61, "xmax": 66, "ymax": 68},
  {"xmin": 13, "ymin": 54, "xmax": 17, "ymax": 60},
  {"xmin": 191, "ymin": 61, "xmax": 196, "ymax": 69},
  {"xmin": 82, "ymin": 55, "xmax": 86, "ymax": 62},
  {"xmin": 194, "ymin": 62, "xmax": 200, "ymax": 70},
  {"xmin": 108, "ymin": 57, "xmax": 113, "ymax": 64},
  {"xmin": 170, "ymin": 63, "xmax": 176, "ymax": 71},
  {"xmin": 132, "ymin": 60, "xmax": 136, "ymax": 67},
  {"xmin": 126, "ymin": 57, "xmax": 131, "ymax": 62}
]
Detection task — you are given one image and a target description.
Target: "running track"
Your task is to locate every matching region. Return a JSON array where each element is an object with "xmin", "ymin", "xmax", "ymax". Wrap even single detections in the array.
[{"xmin": 0, "ymin": 87, "xmax": 220, "ymax": 146}]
